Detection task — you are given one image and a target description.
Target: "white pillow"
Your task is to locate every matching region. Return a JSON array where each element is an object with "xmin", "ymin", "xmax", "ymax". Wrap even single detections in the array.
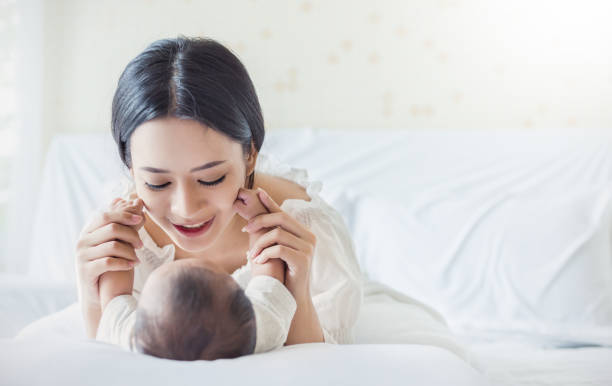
[{"xmin": 351, "ymin": 184, "xmax": 612, "ymax": 347}]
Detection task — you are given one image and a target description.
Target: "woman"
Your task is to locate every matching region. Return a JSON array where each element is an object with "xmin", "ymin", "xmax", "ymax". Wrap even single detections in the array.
[{"xmin": 75, "ymin": 36, "xmax": 363, "ymax": 353}]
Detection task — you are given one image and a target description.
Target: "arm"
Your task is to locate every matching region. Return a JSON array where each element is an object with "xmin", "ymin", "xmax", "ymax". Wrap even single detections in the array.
[
  {"xmin": 234, "ymin": 187, "xmax": 286, "ymax": 283},
  {"xmin": 285, "ymin": 295, "xmax": 324, "ymax": 345},
  {"xmin": 245, "ymin": 275, "xmax": 297, "ymax": 353},
  {"xmin": 99, "ymin": 269, "xmax": 135, "ymax": 312},
  {"xmin": 243, "ymin": 188, "xmax": 329, "ymax": 345},
  {"xmin": 95, "ymin": 197, "xmax": 143, "ymax": 344},
  {"xmin": 233, "ymin": 187, "xmax": 294, "ymax": 353},
  {"xmin": 284, "ymin": 206, "xmax": 363, "ymax": 345},
  {"xmin": 81, "ymin": 301, "xmax": 102, "ymax": 339},
  {"xmin": 98, "ymin": 198, "xmax": 143, "ymax": 312},
  {"xmin": 249, "ymin": 227, "xmax": 286, "ymax": 283},
  {"xmin": 75, "ymin": 197, "xmax": 144, "ymax": 339}
]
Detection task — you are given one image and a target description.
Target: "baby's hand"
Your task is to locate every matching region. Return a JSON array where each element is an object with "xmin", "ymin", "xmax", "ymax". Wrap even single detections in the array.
[
  {"xmin": 233, "ymin": 188, "xmax": 269, "ymax": 221},
  {"xmin": 110, "ymin": 196, "xmax": 146, "ymax": 232}
]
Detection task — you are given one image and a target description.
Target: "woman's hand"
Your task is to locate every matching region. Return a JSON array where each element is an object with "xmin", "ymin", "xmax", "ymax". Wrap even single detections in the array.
[
  {"xmin": 75, "ymin": 196, "xmax": 145, "ymax": 337},
  {"xmin": 243, "ymin": 188, "xmax": 316, "ymax": 302},
  {"xmin": 233, "ymin": 187, "xmax": 286, "ymax": 284},
  {"xmin": 242, "ymin": 187, "xmax": 324, "ymax": 344}
]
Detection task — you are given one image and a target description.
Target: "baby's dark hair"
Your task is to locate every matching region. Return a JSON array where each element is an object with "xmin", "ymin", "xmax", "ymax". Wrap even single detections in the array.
[{"xmin": 132, "ymin": 265, "xmax": 256, "ymax": 361}]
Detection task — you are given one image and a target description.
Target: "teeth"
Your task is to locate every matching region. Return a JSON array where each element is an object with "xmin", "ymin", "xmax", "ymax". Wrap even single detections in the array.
[{"xmin": 182, "ymin": 221, "xmax": 206, "ymax": 228}]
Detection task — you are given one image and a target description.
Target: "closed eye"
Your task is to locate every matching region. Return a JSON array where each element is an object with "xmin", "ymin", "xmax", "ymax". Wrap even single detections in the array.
[{"xmin": 145, "ymin": 175, "xmax": 226, "ymax": 191}]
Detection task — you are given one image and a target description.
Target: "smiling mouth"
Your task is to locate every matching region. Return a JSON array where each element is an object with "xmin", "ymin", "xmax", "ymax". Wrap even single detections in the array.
[
  {"xmin": 176, "ymin": 221, "xmax": 207, "ymax": 228},
  {"xmin": 171, "ymin": 217, "xmax": 215, "ymax": 237}
]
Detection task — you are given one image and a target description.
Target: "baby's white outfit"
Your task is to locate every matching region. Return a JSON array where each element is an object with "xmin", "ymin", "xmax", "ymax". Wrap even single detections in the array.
[{"xmin": 95, "ymin": 152, "xmax": 364, "ymax": 353}]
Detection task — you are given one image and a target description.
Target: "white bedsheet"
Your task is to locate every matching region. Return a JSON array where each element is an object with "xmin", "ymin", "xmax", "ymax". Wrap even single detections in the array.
[
  {"xmin": 468, "ymin": 341, "xmax": 612, "ymax": 386},
  {"xmin": 4, "ymin": 276, "xmax": 612, "ymax": 385},
  {"xmin": 1, "ymin": 275, "xmax": 489, "ymax": 386}
]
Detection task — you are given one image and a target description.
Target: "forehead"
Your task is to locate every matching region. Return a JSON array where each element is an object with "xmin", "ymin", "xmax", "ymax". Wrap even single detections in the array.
[{"xmin": 130, "ymin": 117, "xmax": 242, "ymax": 168}]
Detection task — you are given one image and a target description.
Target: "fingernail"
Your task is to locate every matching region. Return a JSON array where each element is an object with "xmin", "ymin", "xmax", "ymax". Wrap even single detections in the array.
[
  {"xmin": 128, "ymin": 261, "xmax": 135, "ymax": 267},
  {"xmin": 255, "ymin": 256, "xmax": 264, "ymax": 264}
]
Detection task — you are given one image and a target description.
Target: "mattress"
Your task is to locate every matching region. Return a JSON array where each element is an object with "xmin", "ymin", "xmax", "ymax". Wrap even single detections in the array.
[{"xmin": 468, "ymin": 340, "xmax": 612, "ymax": 386}]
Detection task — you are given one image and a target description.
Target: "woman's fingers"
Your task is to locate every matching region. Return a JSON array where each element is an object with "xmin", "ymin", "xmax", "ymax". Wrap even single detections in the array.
[
  {"xmin": 83, "ymin": 222, "xmax": 143, "ymax": 250},
  {"xmin": 256, "ymin": 188, "xmax": 282, "ymax": 213},
  {"xmin": 244, "ymin": 211, "xmax": 311, "ymax": 241},
  {"xmin": 248, "ymin": 226, "xmax": 311, "ymax": 262},
  {"xmin": 90, "ymin": 256, "xmax": 136, "ymax": 276},
  {"xmin": 83, "ymin": 239, "xmax": 140, "ymax": 263},
  {"xmin": 244, "ymin": 211, "xmax": 316, "ymax": 244},
  {"xmin": 251, "ymin": 244, "xmax": 304, "ymax": 272},
  {"xmin": 84, "ymin": 209, "xmax": 142, "ymax": 234}
]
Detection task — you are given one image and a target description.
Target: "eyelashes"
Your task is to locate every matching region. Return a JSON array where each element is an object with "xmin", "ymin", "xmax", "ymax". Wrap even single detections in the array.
[{"xmin": 145, "ymin": 175, "xmax": 226, "ymax": 191}]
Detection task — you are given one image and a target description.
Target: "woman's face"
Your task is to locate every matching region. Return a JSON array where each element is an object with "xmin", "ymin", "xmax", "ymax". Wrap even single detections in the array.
[{"xmin": 129, "ymin": 116, "xmax": 254, "ymax": 254}]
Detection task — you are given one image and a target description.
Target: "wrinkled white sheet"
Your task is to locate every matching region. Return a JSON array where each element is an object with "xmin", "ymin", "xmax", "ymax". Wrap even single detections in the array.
[{"xmin": 469, "ymin": 340, "xmax": 612, "ymax": 386}]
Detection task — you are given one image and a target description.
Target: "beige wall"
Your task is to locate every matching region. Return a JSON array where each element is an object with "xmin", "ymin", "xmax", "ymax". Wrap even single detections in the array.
[{"xmin": 42, "ymin": 0, "xmax": 612, "ymax": 151}]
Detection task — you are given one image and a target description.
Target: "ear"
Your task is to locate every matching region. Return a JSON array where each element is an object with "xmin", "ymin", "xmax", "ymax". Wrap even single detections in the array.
[{"xmin": 245, "ymin": 141, "xmax": 258, "ymax": 176}]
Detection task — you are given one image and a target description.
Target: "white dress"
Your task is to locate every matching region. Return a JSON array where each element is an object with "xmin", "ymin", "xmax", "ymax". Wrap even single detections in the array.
[{"xmin": 95, "ymin": 152, "xmax": 364, "ymax": 353}]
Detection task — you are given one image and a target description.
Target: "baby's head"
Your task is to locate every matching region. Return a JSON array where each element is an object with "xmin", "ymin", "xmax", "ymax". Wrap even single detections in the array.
[{"xmin": 132, "ymin": 259, "xmax": 256, "ymax": 361}]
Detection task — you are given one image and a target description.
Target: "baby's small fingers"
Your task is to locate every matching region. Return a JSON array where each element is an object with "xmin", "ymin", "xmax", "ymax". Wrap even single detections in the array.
[
  {"xmin": 121, "ymin": 198, "xmax": 144, "ymax": 214},
  {"xmin": 110, "ymin": 197, "xmax": 128, "ymax": 210}
]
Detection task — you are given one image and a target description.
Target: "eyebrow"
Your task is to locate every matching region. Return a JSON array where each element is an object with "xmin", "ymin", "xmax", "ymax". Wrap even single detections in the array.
[{"xmin": 139, "ymin": 160, "xmax": 227, "ymax": 174}]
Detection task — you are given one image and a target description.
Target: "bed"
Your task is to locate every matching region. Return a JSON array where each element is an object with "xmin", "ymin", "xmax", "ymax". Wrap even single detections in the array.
[{"xmin": 2, "ymin": 127, "xmax": 612, "ymax": 385}]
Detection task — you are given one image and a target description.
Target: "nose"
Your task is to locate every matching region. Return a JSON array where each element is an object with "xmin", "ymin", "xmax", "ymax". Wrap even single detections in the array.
[{"xmin": 171, "ymin": 181, "xmax": 204, "ymax": 221}]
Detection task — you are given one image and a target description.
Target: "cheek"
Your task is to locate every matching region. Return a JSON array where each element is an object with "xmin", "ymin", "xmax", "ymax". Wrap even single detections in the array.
[
  {"xmin": 135, "ymin": 187, "xmax": 167, "ymax": 216},
  {"xmin": 217, "ymin": 180, "xmax": 242, "ymax": 211}
]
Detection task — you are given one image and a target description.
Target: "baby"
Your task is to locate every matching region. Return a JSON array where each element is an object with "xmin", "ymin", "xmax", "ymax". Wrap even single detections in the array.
[{"xmin": 98, "ymin": 188, "xmax": 285, "ymax": 361}]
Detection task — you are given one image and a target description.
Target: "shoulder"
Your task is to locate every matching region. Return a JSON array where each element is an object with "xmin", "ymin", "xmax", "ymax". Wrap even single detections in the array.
[{"xmin": 254, "ymin": 171, "xmax": 312, "ymax": 206}]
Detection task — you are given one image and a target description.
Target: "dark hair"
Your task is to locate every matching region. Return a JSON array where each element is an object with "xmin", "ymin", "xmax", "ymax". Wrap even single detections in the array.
[
  {"xmin": 111, "ymin": 35, "xmax": 265, "ymax": 189},
  {"xmin": 132, "ymin": 265, "xmax": 257, "ymax": 361}
]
